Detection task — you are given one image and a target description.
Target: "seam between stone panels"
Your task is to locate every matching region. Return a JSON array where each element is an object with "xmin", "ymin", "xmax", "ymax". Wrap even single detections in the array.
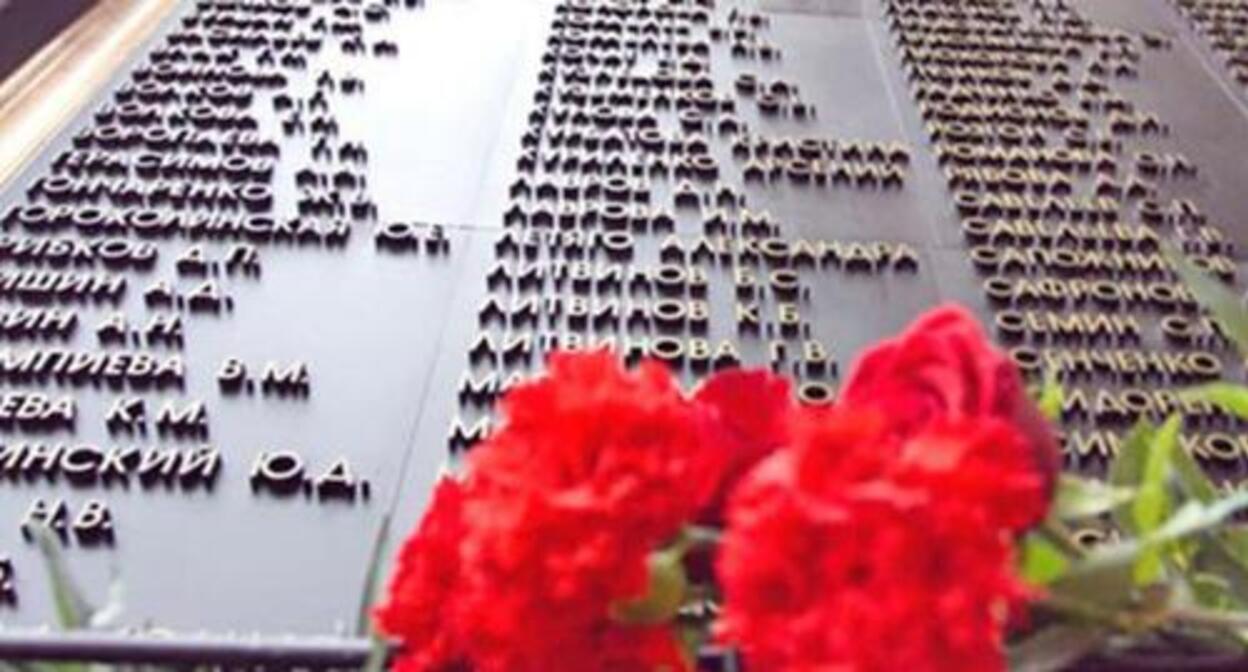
[
  {"xmin": 1158, "ymin": 0, "xmax": 1248, "ymax": 127},
  {"xmin": 380, "ymin": 230, "xmax": 484, "ymax": 519}
]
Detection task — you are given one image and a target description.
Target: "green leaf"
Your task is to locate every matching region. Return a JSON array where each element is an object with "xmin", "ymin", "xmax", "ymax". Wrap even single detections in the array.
[
  {"xmin": 1186, "ymin": 526, "xmax": 1248, "ymax": 609},
  {"xmin": 1052, "ymin": 554, "xmax": 1138, "ymax": 611},
  {"xmin": 1183, "ymin": 383, "xmax": 1248, "ymax": 422},
  {"xmin": 1163, "ymin": 242, "xmax": 1248, "ymax": 358},
  {"xmin": 1054, "ymin": 475, "xmax": 1135, "ymax": 520},
  {"xmin": 1080, "ymin": 491, "xmax": 1248, "ymax": 576},
  {"xmin": 1222, "ymin": 527, "xmax": 1248, "ymax": 564},
  {"xmin": 1132, "ymin": 415, "xmax": 1181, "ymax": 584},
  {"xmin": 33, "ymin": 526, "xmax": 93, "ymax": 629},
  {"xmin": 1021, "ymin": 535, "xmax": 1070, "ymax": 585},
  {"xmin": 1037, "ymin": 368, "xmax": 1064, "ymax": 423},
  {"xmin": 1157, "ymin": 492, "xmax": 1248, "ymax": 543},
  {"xmin": 355, "ymin": 512, "xmax": 393, "ymax": 637},
  {"xmin": 1134, "ymin": 415, "xmax": 1181, "ymax": 536},
  {"xmin": 1008, "ymin": 624, "xmax": 1109, "ymax": 672},
  {"xmin": 1172, "ymin": 432, "xmax": 1220, "ymax": 504},
  {"xmin": 1190, "ymin": 572, "xmax": 1235, "ymax": 610},
  {"xmin": 88, "ymin": 571, "xmax": 124, "ymax": 629},
  {"xmin": 1109, "ymin": 420, "xmax": 1154, "ymax": 535}
]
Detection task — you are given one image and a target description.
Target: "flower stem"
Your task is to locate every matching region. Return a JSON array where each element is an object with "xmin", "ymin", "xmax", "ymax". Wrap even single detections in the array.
[
  {"xmin": 1169, "ymin": 607, "xmax": 1248, "ymax": 630},
  {"xmin": 1034, "ymin": 594, "xmax": 1134, "ymax": 631}
]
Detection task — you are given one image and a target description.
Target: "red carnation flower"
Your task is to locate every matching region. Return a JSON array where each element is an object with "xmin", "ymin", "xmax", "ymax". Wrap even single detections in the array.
[
  {"xmin": 840, "ymin": 304, "xmax": 1059, "ymax": 521},
  {"xmin": 374, "ymin": 478, "xmax": 472, "ymax": 672},
  {"xmin": 693, "ymin": 368, "xmax": 794, "ymax": 522},
  {"xmin": 894, "ymin": 416, "xmax": 1050, "ymax": 534},
  {"xmin": 717, "ymin": 407, "xmax": 1032, "ymax": 672},
  {"xmin": 453, "ymin": 350, "xmax": 715, "ymax": 672}
]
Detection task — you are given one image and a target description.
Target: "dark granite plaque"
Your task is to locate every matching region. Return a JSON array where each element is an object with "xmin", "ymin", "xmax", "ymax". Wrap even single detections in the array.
[
  {"xmin": 0, "ymin": 0, "xmax": 93, "ymax": 81},
  {"xmin": 0, "ymin": 0, "xmax": 1247, "ymax": 642}
]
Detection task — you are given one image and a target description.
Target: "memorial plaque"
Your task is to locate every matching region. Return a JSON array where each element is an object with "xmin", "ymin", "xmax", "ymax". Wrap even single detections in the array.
[{"xmin": 1, "ymin": 0, "xmax": 1248, "ymax": 647}]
